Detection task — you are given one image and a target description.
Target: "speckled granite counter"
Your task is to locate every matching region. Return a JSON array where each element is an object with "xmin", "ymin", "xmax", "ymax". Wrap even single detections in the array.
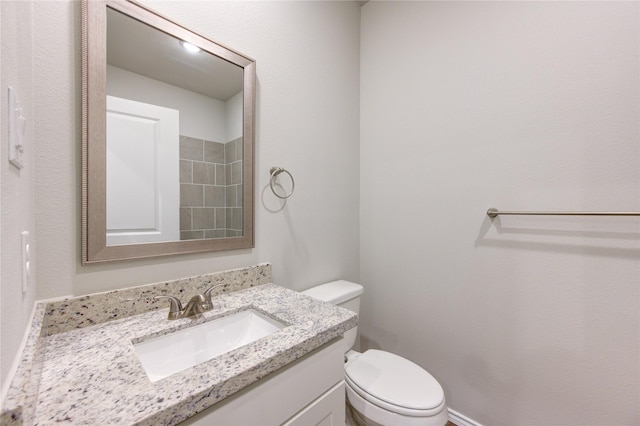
[{"xmin": 1, "ymin": 264, "xmax": 357, "ymax": 425}]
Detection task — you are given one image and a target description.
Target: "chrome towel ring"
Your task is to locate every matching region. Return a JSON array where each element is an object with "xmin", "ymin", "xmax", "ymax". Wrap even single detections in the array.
[{"xmin": 270, "ymin": 167, "xmax": 295, "ymax": 199}]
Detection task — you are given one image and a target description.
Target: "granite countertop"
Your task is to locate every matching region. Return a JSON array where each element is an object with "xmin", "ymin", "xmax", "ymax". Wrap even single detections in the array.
[{"xmin": 2, "ymin": 266, "xmax": 356, "ymax": 426}]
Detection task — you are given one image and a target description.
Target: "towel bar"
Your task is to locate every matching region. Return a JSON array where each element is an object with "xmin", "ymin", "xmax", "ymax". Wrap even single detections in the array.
[{"xmin": 487, "ymin": 208, "xmax": 640, "ymax": 218}]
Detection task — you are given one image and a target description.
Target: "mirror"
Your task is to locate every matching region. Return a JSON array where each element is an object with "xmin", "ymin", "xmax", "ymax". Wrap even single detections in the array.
[{"xmin": 82, "ymin": 0, "xmax": 255, "ymax": 264}]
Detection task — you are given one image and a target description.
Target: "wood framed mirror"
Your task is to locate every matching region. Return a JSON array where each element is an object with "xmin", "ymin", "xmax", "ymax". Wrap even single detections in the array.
[{"xmin": 82, "ymin": 0, "xmax": 255, "ymax": 264}]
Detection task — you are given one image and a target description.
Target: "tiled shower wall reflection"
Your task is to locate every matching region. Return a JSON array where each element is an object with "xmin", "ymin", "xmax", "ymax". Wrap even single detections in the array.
[{"xmin": 179, "ymin": 136, "xmax": 243, "ymax": 240}]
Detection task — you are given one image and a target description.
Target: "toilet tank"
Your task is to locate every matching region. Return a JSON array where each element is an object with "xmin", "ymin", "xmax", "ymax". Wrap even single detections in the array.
[{"xmin": 301, "ymin": 280, "xmax": 363, "ymax": 351}]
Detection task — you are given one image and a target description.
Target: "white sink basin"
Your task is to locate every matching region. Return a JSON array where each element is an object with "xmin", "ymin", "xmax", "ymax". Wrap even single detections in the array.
[{"xmin": 134, "ymin": 309, "xmax": 286, "ymax": 382}]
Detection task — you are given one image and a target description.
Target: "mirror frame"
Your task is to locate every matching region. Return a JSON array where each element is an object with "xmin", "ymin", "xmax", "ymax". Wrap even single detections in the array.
[{"xmin": 81, "ymin": 0, "xmax": 255, "ymax": 264}]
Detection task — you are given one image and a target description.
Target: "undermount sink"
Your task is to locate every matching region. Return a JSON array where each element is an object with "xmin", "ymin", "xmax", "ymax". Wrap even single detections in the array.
[{"xmin": 134, "ymin": 309, "xmax": 286, "ymax": 382}]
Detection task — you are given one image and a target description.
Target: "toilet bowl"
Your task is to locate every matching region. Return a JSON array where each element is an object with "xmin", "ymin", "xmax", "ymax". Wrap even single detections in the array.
[{"xmin": 301, "ymin": 281, "xmax": 448, "ymax": 426}]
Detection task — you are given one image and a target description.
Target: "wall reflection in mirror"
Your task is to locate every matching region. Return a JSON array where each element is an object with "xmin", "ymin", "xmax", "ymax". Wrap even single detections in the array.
[
  {"xmin": 106, "ymin": 8, "xmax": 244, "ymax": 245},
  {"xmin": 82, "ymin": 0, "xmax": 255, "ymax": 264}
]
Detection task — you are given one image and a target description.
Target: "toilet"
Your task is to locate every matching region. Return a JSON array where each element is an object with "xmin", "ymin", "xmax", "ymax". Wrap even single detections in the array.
[{"xmin": 302, "ymin": 280, "xmax": 448, "ymax": 426}]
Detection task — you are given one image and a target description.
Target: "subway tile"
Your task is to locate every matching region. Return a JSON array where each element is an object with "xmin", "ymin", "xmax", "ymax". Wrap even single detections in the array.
[
  {"xmin": 225, "ymin": 163, "xmax": 232, "ymax": 184},
  {"xmin": 225, "ymin": 139, "xmax": 243, "ymax": 164},
  {"xmin": 180, "ymin": 230, "xmax": 204, "ymax": 240},
  {"xmin": 180, "ymin": 208, "xmax": 192, "ymax": 231},
  {"xmin": 192, "ymin": 208, "xmax": 216, "ymax": 230},
  {"xmin": 204, "ymin": 141, "xmax": 225, "ymax": 163},
  {"xmin": 224, "ymin": 141, "xmax": 234, "ymax": 164},
  {"xmin": 231, "ymin": 161, "xmax": 242, "ymax": 185},
  {"xmin": 193, "ymin": 162, "xmax": 216, "ymax": 185},
  {"xmin": 179, "ymin": 160, "xmax": 192, "ymax": 184},
  {"xmin": 225, "ymin": 208, "xmax": 233, "ymax": 230},
  {"xmin": 236, "ymin": 138, "xmax": 243, "ymax": 160},
  {"xmin": 205, "ymin": 229, "xmax": 227, "ymax": 239},
  {"xmin": 231, "ymin": 207, "xmax": 243, "ymax": 230},
  {"xmin": 180, "ymin": 136, "xmax": 203, "ymax": 161},
  {"xmin": 231, "ymin": 137, "xmax": 242, "ymax": 160},
  {"xmin": 215, "ymin": 164, "xmax": 226, "ymax": 185},
  {"xmin": 215, "ymin": 208, "xmax": 226, "ymax": 228},
  {"xmin": 226, "ymin": 186, "xmax": 237, "ymax": 207},
  {"xmin": 236, "ymin": 185, "xmax": 243, "ymax": 207},
  {"xmin": 180, "ymin": 184, "xmax": 203, "ymax": 207},
  {"xmin": 204, "ymin": 186, "xmax": 226, "ymax": 207}
]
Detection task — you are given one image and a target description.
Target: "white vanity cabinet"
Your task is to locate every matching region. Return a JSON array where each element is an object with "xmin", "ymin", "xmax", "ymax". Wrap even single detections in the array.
[{"xmin": 180, "ymin": 337, "xmax": 346, "ymax": 426}]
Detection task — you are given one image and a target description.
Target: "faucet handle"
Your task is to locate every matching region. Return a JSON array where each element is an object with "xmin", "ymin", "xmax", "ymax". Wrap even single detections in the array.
[
  {"xmin": 203, "ymin": 283, "xmax": 227, "ymax": 305},
  {"xmin": 154, "ymin": 295, "xmax": 183, "ymax": 320}
]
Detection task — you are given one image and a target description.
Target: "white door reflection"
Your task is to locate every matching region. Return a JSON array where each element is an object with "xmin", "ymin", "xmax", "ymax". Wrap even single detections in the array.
[{"xmin": 106, "ymin": 95, "xmax": 180, "ymax": 245}]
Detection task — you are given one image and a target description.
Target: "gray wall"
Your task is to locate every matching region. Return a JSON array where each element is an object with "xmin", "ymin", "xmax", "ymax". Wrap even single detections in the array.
[
  {"xmin": 0, "ymin": 1, "xmax": 37, "ymax": 398},
  {"xmin": 1, "ymin": 0, "xmax": 361, "ymax": 393},
  {"xmin": 3, "ymin": 2, "xmax": 638, "ymax": 424},
  {"xmin": 360, "ymin": 2, "xmax": 639, "ymax": 424}
]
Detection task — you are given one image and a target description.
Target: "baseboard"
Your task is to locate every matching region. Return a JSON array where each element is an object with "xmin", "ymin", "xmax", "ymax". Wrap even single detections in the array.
[
  {"xmin": 1, "ymin": 302, "xmax": 37, "ymax": 403},
  {"xmin": 448, "ymin": 408, "xmax": 483, "ymax": 426}
]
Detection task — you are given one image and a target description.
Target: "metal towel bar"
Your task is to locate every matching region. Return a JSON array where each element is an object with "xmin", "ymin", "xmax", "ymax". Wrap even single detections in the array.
[{"xmin": 487, "ymin": 208, "xmax": 640, "ymax": 218}]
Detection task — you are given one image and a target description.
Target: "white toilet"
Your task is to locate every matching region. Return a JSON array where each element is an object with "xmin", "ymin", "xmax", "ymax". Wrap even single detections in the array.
[{"xmin": 302, "ymin": 280, "xmax": 448, "ymax": 426}]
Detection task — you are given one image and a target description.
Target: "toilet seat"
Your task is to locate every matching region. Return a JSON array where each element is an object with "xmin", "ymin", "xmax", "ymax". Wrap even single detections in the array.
[{"xmin": 345, "ymin": 350, "xmax": 446, "ymax": 417}]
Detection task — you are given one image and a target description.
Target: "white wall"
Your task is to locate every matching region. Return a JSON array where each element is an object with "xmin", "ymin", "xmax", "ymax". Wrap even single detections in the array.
[
  {"xmin": 360, "ymin": 2, "xmax": 639, "ymax": 425},
  {"xmin": 0, "ymin": 1, "xmax": 37, "ymax": 397},
  {"xmin": 0, "ymin": 0, "xmax": 3, "ymax": 397},
  {"xmin": 0, "ymin": 0, "xmax": 360, "ymax": 391},
  {"xmin": 34, "ymin": 0, "xmax": 360, "ymax": 295},
  {"xmin": 107, "ymin": 65, "xmax": 227, "ymax": 142},
  {"xmin": 226, "ymin": 91, "xmax": 243, "ymax": 142},
  {"xmin": 9, "ymin": 3, "xmax": 636, "ymax": 423}
]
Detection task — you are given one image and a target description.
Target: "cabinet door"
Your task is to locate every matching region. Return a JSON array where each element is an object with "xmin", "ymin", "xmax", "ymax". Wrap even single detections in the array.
[
  {"xmin": 283, "ymin": 381, "xmax": 345, "ymax": 426},
  {"xmin": 179, "ymin": 338, "xmax": 344, "ymax": 426}
]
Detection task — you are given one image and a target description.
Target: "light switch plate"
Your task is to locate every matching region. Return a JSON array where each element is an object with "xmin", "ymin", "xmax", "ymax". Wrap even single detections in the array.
[{"xmin": 8, "ymin": 87, "xmax": 26, "ymax": 169}]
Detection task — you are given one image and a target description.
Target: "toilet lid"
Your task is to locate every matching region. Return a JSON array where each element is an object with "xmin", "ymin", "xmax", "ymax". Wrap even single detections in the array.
[{"xmin": 345, "ymin": 350, "xmax": 444, "ymax": 414}]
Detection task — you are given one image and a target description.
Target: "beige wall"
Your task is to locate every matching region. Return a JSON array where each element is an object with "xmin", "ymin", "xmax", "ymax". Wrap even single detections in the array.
[
  {"xmin": 360, "ymin": 1, "xmax": 639, "ymax": 424},
  {"xmin": 1, "ymin": 0, "xmax": 360, "ymax": 394}
]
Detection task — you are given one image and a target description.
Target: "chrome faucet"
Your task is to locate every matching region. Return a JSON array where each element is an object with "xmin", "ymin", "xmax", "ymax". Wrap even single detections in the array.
[
  {"xmin": 182, "ymin": 293, "xmax": 209, "ymax": 317},
  {"xmin": 154, "ymin": 283, "xmax": 226, "ymax": 320}
]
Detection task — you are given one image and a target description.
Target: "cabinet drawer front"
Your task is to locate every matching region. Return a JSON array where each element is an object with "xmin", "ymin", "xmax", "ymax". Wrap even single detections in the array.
[{"xmin": 181, "ymin": 337, "xmax": 344, "ymax": 426}]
